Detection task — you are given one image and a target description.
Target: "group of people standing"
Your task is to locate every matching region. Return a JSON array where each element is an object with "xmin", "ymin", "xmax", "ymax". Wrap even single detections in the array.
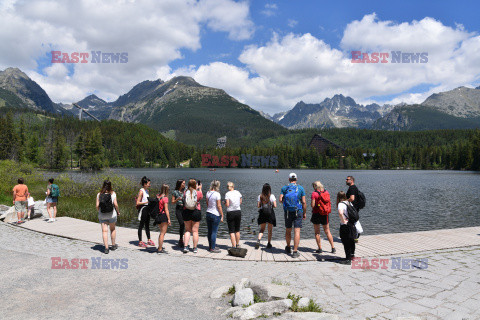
[
  {"xmin": 12, "ymin": 178, "xmax": 60, "ymax": 224},
  {"xmin": 93, "ymin": 173, "xmax": 362, "ymax": 264}
]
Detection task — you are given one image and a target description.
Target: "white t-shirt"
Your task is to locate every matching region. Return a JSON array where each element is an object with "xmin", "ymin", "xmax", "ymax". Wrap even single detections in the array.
[
  {"xmin": 257, "ymin": 194, "xmax": 276, "ymax": 204},
  {"xmin": 97, "ymin": 192, "xmax": 117, "ymax": 218},
  {"xmin": 225, "ymin": 190, "xmax": 242, "ymax": 212},
  {"xmin": 338, "ymin": 201, "xmax": 348, "ymax": 225},
  {"xmin": 206, "ymin": 191, "xmax": 222, "ymax": 216},
  {"xmin": 140, "ymin": 188, "xmax": 149, "ymax": 203}
]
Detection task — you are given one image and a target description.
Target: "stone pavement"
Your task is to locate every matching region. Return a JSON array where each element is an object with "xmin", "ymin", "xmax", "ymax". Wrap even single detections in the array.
[
  {"xmin": 0, "ymin": 220, "xmax": 479, "ymax": 319},
  {"xmin": 13, "ymin": 217, "xmax": 480, "ymax": 262}
]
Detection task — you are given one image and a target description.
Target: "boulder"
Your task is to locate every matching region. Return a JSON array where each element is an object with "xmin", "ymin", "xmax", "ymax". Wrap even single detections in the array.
[
  {"xmin": 0, "ymin": 206, "xmax": 16, "ymax": 222},
  {"xmin": 233, "ymin": 299, "xmax": 293, "ymax": 319},
  {"xmin": 222, "ymin": 306, "xmax": 244, "ymax": 317},
  {"xmin": 272, "ymin": 312, "xmax": 339, "ymax": 320},
  {"xmin": 232, "ymin": 288, "xmax": 254, "ymax": 307},
  {"xmin": 0, "ymin": 200, "xmax": 48, "ymax": 222},
  {"xmin": 234, "ymin": 278, "xmax": 249, "ymax": 292},
  {"xmin": 0, "ymin": 204, "xmax": 10, "ymax": 212},
  {"xmin": 297, "ymin": 297, "xmax": 310, "ymax": 308},
  {"xmin": 249, "ymin": 282, "xmax": 297, "ymax": 301},
  {"xmin": 210, "ymin": 285, "xmax": 231, "ymax": 299}
]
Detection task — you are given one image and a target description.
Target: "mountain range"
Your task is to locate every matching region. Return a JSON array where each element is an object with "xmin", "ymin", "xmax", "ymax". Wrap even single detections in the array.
[{"xmin": 1, "ymin": 67, "xmax": 479, "ymax": 147}]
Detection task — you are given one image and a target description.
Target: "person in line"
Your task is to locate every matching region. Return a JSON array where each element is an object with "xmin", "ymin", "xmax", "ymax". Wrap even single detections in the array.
[
  {"xmin": 256, "ymin": 183, "xmax": 277, "ymax": 249},
  {"xmin": 156, "ymin": 184, "xmax": 171, "ymax": 254},
  {"xmin": 12, "ymin": 178, "xmax": 28, "ymax": 224},
  {"xmin": 279, "ymin": 173, "xmax": 306, "ymax": 258},
  {"xmin": 46, "ymin": 178, "xmax": 59, "ymax": 222},
  {"xmin": 136, "ymin": 176, "xmax": 155, "ymax": 248},
  {"xmin": 311, "ymin": 181, "xmax": 336, "ymax": 254},
  {"xmin": 346, "ymin": 176, "xmax": 361, "ymax": 242},
  {"xmin": 171, "ymin": 179, "xmax": 186, "ymax": 247},
  {"xmin": 183, "ymin": 179, "xmax": 203, "ymax": 253},
  {"xmin": 206, "ymin": 180, "xmax": 223, "ymax": 253},
  {"xmin": 96, "ymin": 180, "xmax": 120, "ymax": 254},
  {"xmin": 336, "ymin": 191, "xmax": 356, "ymax": 265},
  {"xmin": 225, "ymin": 181, "xmax": 242, "ymax": 248},
  {"xmin": 26, "ymin": 192, "xmax": 35, "ymax": 221}
]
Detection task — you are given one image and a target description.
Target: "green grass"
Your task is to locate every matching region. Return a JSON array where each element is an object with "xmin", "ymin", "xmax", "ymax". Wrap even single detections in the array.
[
  {"xmin": 227, "ymin": 285, "xmax": 236, "ymax": 295},
  {"xmin": 287, "ymin": 293, "xmax": 323, "ymax": 313}
]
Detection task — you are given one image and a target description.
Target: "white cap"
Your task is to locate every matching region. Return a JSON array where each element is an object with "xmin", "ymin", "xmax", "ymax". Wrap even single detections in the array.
[{"xmin": 289, "ymin": 172, "xmax": 297, "ymax": 180}]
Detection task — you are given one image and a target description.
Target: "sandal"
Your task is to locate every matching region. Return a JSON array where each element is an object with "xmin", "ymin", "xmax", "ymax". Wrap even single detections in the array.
[
  {"xmin": 147, "ymin": 239, "xmax": 155, "ymax": 246},
  {"xmin": 138, "ymin": 241, "xmax": 147, "ymax": 248}
]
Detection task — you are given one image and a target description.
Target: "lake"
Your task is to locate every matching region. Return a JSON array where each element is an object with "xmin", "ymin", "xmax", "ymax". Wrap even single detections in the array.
[{"xmin": 108, "ymin": 168, "xmax": 480, "ymax": 241}]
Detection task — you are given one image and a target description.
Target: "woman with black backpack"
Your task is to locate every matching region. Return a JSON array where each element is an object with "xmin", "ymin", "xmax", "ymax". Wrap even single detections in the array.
[
  {"xmin": 156, "ymin": 184, "xmax": 171, "ymax": 254},
  {"xmin": 96, "ymin": 180, "xmax": 120, "ymax": 254},
  {"xmin": 136, "ymin": 176, "xmax": 155, "ymax": 248},
  {"xmin": 255, "ymin": 183, "xmax": 277, "ymax": 249},
  {"xmin": 337, "ymin": 191, "xmax": 357, "ymax": 265},
  {"xmin": 171, "ymin": 179, "xmax": 186, "ymax": 247}
]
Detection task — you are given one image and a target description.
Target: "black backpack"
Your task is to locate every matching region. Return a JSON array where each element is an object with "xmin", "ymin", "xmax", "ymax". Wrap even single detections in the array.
[
  {"xmin": 344, "ymin": 201, "xmax": 359, "ymax": 224},
  {"xmin": 356, "ymin": 190, "xmax": 366, "ymax": 209},
  {"xmin": 145, "ymin": 197, "xmax": 160, "ymax": 220},
  {"xmin": 99, "ymin": 193, "xmax": 114, "ymax": 213}
]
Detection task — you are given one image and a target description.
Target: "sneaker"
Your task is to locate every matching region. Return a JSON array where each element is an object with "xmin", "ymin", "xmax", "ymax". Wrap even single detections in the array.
[
  {"xmin": 331, "ymin": 248, "xmax": 336, "ymax": 254},
  {"xmin": 193, "ymin": 247, "xmax": 198, "ymax": 253},
  {"xmin": 47, "ymin": 219, "xmax": 53, "ymax": 223},
  {"xmin": 315, "ymin": 248, "xmax": 323, "ymax": 253},
  {"xmin": 210, "ymin": 248, "xmax": 221, "ymax": 253},
  {"xmin": 110, "ymin": 244, "xmax": 118, "ymax": 251},
  {"xmin": 285, "ymin": 246, "xmax": 291, "ymax": 254},
  {"xmin": 255, "ymin": 240, "xmax": 260, "ymax": 249},
  {"xmin": 354, "ymin": 238, "xmax": 359, "ymax": 243},
  {"xmin": 292, "ymin": 251, "xmax": 300, "ymax": 258},
  {"xmin": 104, "ymin": 247, "xmax": 109, "ymax": 254},
  {"xmin": 339, "ymin": 259, "xmax": 351, "ymax": 265},
  {"xmin": 27, "ymin": 218, "xmax": 30, "ymax": 221},
  {"xmin": 183, "ymin": 245, "xmax": 190, "ymax": 253},
  {"xmin": 266, "ymin": 242, "xmax": 272, "ymax": 249},
  {"xmin": 138, "ymin": 241, "xmax": 147, "ymax": 248},
  {"xmin": 157, "ymin": 249, "xmax": 168, "ymax": 254},
  {"xmin": 147, "ymin": 239, "xmax": 155, "ymax": 246}
]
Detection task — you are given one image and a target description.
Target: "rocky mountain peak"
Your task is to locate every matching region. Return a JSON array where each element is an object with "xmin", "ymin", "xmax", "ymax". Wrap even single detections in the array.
[{"xmin": 0, "ymin": 67, "xmax": 30, "ymax": 80}]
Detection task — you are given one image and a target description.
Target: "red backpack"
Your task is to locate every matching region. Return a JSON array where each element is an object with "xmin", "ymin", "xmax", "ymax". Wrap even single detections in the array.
[{"xmin": 315, "ymin": 190, "xmax": 331, "ymax": 215}]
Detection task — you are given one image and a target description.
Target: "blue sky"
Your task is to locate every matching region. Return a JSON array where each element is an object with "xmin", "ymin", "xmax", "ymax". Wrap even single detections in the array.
[{"xmin": 1, "ymin": 0, "xmax": 480, "ymax": 113}]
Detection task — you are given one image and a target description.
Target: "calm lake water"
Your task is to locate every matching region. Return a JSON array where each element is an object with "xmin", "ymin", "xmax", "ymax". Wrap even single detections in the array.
[{"xmin": 108, "ymin": 168, "xmax": 480, "ymax": 241}]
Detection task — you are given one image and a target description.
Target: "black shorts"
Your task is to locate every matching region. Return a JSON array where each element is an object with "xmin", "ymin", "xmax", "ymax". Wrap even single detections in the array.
[
  {"xmin": 155, "ymin": 213, "xmax": 168, "ymax": 224},
  {"xmin": 227, "ymin": 210, "xmax": 241, "ymax": 233},
  {"xmin": 311, "ymin": 213, "xmax": 329, "ymax": 226},
  {"xmin": 183, "ymin": 209, "xmax": 202, "ymax": 222},
  {"xmin": 257, "ymin": 209, "xmax": 276, "ymax": 227}
]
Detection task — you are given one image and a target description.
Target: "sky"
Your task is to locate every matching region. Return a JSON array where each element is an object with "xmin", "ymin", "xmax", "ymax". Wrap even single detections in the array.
[{"xmin": 1, "ymin": 0, "xmax": 480, "ymax": 115}]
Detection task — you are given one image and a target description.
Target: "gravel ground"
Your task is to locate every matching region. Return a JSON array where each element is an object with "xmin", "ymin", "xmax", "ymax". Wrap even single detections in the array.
[{"xmin": 1, "ymin": 222, "xmax": 479, "ymax": 320}]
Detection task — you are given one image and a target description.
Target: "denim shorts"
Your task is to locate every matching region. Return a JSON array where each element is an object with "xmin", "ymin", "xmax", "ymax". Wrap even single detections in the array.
[
  {"xmin": 284, "ymin": 210, "xmax": 303, "ymax": 229},
  {"xmin": 46, "ymin": 197, "xmax": 58, "ymax": 203}
]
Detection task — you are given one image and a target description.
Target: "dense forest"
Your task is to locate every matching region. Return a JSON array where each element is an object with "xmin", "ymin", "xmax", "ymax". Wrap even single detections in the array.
[
  {"xmin": 0, "ymin": 109, "xmax": 193, "ymax": 169},
  {"xmin": 1, "ymin": 108, "xmax": 479, "ymax": 171},
  {"xmin": 192, "ymin": 128, "xmax": 480, "ymax": 170}
]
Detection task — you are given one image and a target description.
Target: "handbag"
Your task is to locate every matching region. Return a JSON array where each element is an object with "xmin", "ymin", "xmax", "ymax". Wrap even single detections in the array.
[{"xmin": 355, "ymin": 220, "xmax": 363, "ymax": 234}]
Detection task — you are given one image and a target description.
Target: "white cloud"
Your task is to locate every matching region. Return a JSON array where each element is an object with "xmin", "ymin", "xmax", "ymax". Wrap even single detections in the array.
[
  {"xmin": 261, "ymin": 3, "xmax": 278, "ymax": 17},
  {"xmin": 184, "ymin": 14, "xmax": 480, "ymax": 114},
  {"xmin": 0, "ymin": 0, "xmax": 254, "ymax": 102},
  {"xmin": 287, "ymin": 19, "xmax": 298, "ymax": 28}
]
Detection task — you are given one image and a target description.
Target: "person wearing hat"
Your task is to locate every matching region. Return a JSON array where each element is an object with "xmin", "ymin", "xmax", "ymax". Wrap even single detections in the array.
[{"xmin": 279, "ymin": 172, "xmax": 306, "ymax": 258}]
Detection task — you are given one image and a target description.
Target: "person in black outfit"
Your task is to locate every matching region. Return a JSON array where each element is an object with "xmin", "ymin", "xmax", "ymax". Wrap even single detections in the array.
[
  {"xmin": 346, "ymin": 175, "xmax": 360, "ymax": 241},
  {"xmin": 336, "ymin": 191, "xmax": 356, "ymax": 265},
  {"xmin": 171, "ymin": 179, "xmax": 186, "ymax": 247}
]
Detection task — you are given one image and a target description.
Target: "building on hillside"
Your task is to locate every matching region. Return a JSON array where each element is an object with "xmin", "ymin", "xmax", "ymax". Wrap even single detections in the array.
[{"xmin": 308, "ymin": 134, "xmax": 345, "ymax": 155}]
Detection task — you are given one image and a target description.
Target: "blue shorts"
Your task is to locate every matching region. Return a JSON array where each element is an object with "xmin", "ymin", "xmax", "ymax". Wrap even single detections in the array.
[
  {"xmin": 46, "ymin": 197, "xmax": 58, "ymax": 203},
  {"xmin": 284, "ymin": 210, "xmax": 303, "ymax": 229}
]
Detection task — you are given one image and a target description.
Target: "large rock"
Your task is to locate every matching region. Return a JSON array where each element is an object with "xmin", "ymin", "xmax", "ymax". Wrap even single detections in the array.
[
  {"xmin": 249, "ymin": 282, "xmax": 298, "ymax": 301},
  {"xmin": 210, "ymin": 285, "xmax": 231, "ymax": 299},
  {"xmin": 232, "ymin": 299, "xmax": 293, "ymax": 319},
  {"xmin": 234, "ymin": 278, "xmax": 249, "ymax": 292},
  {"xmin": 272, "ymin": 312, "xmax": 339, "ymax": 320},
  {"xmin": 232, "ymin": 288, "xmax": 254, "ymax": 307},
  {"xmin": 0, "ymin": 204, "xmax": 10, "ymax": 212},
  {"xmin": 222, "ymin": 306, "xmax": 243, "ymax": 317},
  {"xmin": 0, "ymin": 201, "xmax": 47, "ymax": 222}
]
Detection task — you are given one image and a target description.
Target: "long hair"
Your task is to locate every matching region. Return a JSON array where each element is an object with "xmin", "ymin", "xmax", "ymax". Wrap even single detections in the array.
[
  {"xmin": 336, "ymin": 191, "xmax": 347, "ymax": 206},
  {"xmin": 210, "ymin": 180, "xmax": 220, "ymax": 192},
  {"xmin": 159, "ymin": 184, "xmax": 170, "ymax": 197},
  {"xmin": 260, "ymin": 183, "xmax": 271, "ymax": 204},
  {"xmin": 187, "ymin": 179, "xmax": 197, "ymax": 198},
  {"xmin": 312, "ymin": 181, "xmax": 323, "ymax": 191},
  {"xmin": 175, "ymin": 179, "xmax": 185, "ymax": 191},
  {"xmin": 140, "ymin": 176, "xmax": 150, "ymax": 187},
  {"xmin": 101, "ymin": 180, "xmax": 113, "ymax": 194}
]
